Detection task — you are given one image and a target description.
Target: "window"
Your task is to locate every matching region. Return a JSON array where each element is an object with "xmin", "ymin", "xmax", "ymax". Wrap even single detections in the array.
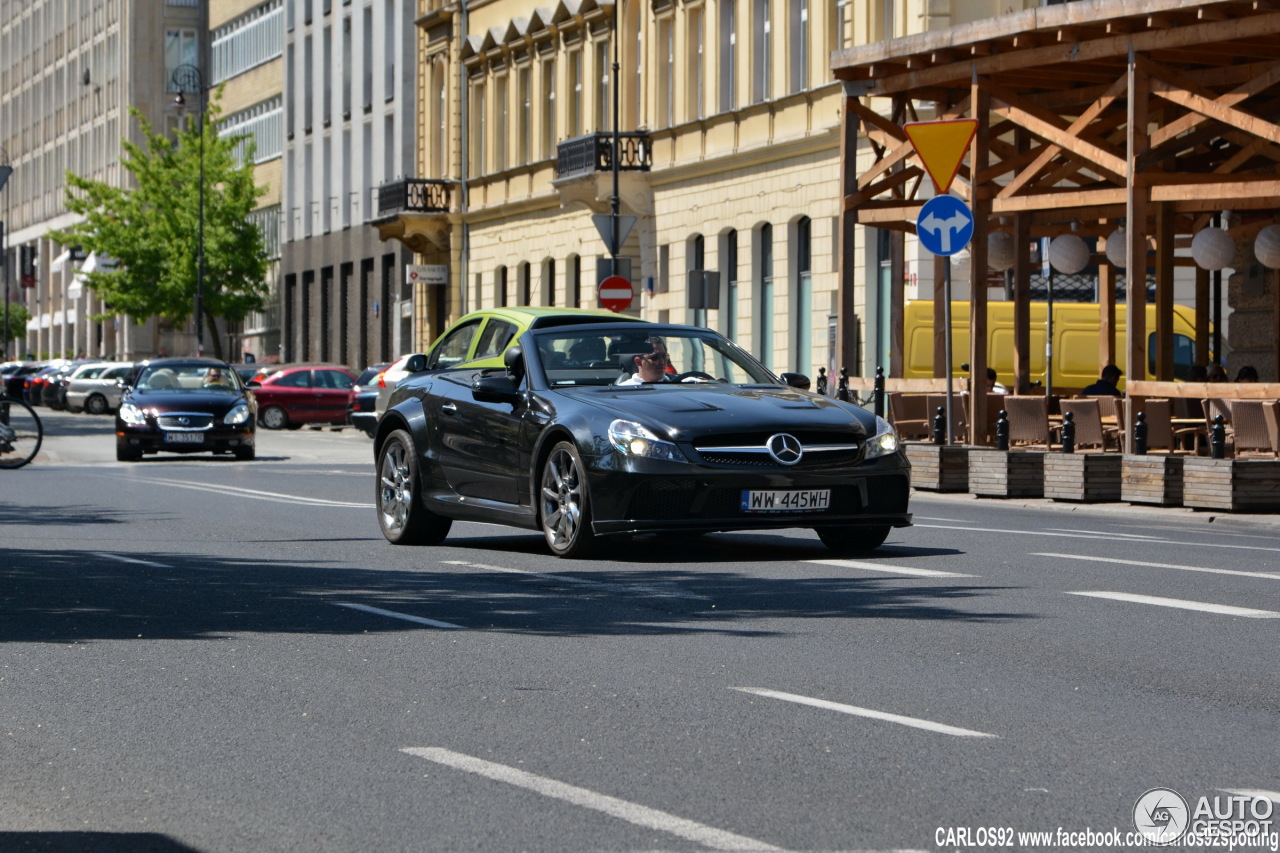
[
  {"xmin": 323, "ymin": 26, "xmax": 332, "ymax": 125},
  {"xmin": 518, "ymin": 262, "xmax": 532, "ymax": 304},
  {"xmin": 569, "ymin": 49, "xmax": 583, "ymax": 137},
  {"xmin": 722, "ymin": 229, "xmax": 738, "ymax": 340},
  {"xmin": 756, "ymin": 224, "xmax": 773, "ymax": 368},
  {"xmin": 476, "ymin": 320, "xmax": 518, "ymax": 358},
  {"xmin": 542, "ymin": 259, "xmax": 556, "ymax": 306},
  {"xmin": 433, "ymin": 60, "xmax": 448, "ymax": 174},
  {"xmin": 343, "ymin": 17, "xmax": 352, "ymax": 118},
  {"xmin": 789, "ymin": 0, "xmax": 808, "ymax": 93},
  {"xmin": 752, "ymin": 0, "xmax": 771, "ymax": 103},
  {"xmin": 211, "ymin": 0, "xmax": 283, "ymax": 85},
  {"xmin": 275, "ymin": 369, "xmax": 312, "ymax": 388},
  {"xmin": 687, "ymin": 7, "xmax": 705, "ymax": 121},
  {"xmin": 656, "ymin": 17, "xmax": 674, "ymax": 127},
  {"xmin": 469, "ymin": 79, "xmax": 486, "ymax": 176},
  {"xmin": 427, "ymin": 320, "xmax": 482, "ymax": 368},
  {"xmin": 383, "ymin": 0, "xmax": 395, "ymax": 98},
  {"xmin": 495, "ymin": 73, "xmax": 508, "ymax": 171},
  {"xmin": 793, "ymin": 217, "xmax": 813, "ymax": 374},
  {"xmin": 570, "ymin": 255, "xmax": 582, "ymax": 307},
  {"xmin": 164, "ymin": 29, "xmax": 199, "ymax": 92},
  {"xmin": 518, "ymin": 65, "xmax": 531, "ymax": 163},
  {"xmin": 719, "ymin": 0, "xmax": 736, "ymax": 112},
  {"xmin": 220, "ymin": 96, "xmax": 284, "ymax": 164},
  {"xmin": 496, "ymin": 266, "xmax": 508, "ymax": 306},
  {"xmin": 596, "ymin": 40, "xmax": 610, "ymax": 131},
  {"xmin": 690, "ymin": 234, "xmax": 706, "ymax": 326},
  {"xmin": 541, "ymin": 59, "xmax": 556, "ymax": 156}
]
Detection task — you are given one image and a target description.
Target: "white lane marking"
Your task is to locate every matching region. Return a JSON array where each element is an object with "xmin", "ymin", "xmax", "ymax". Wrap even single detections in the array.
[
  {"xmin": 911, "ymin": 516, "xmax": 976, "ymax": 523},
  {"xmin": 401, "ymin": 747, "xmax": 782, "ymax": 851},
  {"xmin": 1066, "ymin": 591, "xmax": 1280, "ymax": 619},
  {"xmin": 807, "ymin": 559, "xmax": 975, "ymax": 578},
  {"xmin": 92, "ymin": 552, "xmax": 173, "ymax": 569},
  {"xmin": 732, "ymin": 687, "xmax": 998, "ymax": 739},
  {"xmin": 916, "ymin": 523, "xmax": 1280, "ymax": 555},
  {"xmin": 1033, "ymin": 553, "xmax": 1280, "ymax": 582},
  {"xmin": 442, "ymin": 560, "xmax": 709, "ymax": 600},
  {"xmin": 128, "ymin": 476, "xmax": 371, "ymax": 508},
  {"xmin": 1220, "ymin": 788, "xmax": 1280, "ymax": 805},
  {"xmin": 1044, "ymin": 528, "xmax": 1168, "ymax": 540},
  {"xmin": 333, "ymin": 602, "xmax": 464, "ymax": 630}
]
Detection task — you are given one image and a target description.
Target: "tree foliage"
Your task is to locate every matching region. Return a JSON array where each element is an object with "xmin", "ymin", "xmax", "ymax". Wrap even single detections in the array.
[
  {"xmin": 49, "ymin": 88, "xmax": 268, "ymax": 360},
  {"xmin": 2, "ymin": 301, "xmax": 31, "ymax": 349}
]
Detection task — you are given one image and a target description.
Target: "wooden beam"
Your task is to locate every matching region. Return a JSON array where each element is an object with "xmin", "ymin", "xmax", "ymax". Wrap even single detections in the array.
[
  {"xmin": 836, "ymin": 95, "xmax": 861, "ymax": 386},
  {"xmin": 1195, "ymin": 266, "xmax": 1210, "ymax": 367},
  {"xmin": 1126, "ymin": 46, "xmax": 1150, "ymax": 451},
  {"xmin": 985, "ymin": 81, "xmax": 1128, "ymax": 182},
  {"xmin": 846, "ymin": 167, "xmax": 923, "ymax": 209},
  {"xmin": 1098, "ymin": 219, "xmax": 1118, "ymax": 372},
  {"xmin": 857, "ymin": 139, "xmax": 915, "ymax": 190},
  {"xmin": 969, "ymin": 74, "xmax": 992, "ymax": 446},
  {"xmin": 1141, "ymin": 55, "xmax": 1280, "ymax": 147},
  {"xmin": 1156, "ymin": 202, "xmax": 1176, "ymax": 381}
]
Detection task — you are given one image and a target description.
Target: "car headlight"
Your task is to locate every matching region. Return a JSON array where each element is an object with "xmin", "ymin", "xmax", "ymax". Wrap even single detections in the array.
[
  {"xmin": 119, "ymin": 402, "xmax": 148, "ymax": 426},
  {"xmin": 864, "ymin": 415, "xmax": 900, "ymax": 459},
  {"xmin": 608, "ymin": 419, "xmax": 686, "ymax": 462},
  {"xmin": 224, "ymin": 403, "xmax": 251, "ymax": 425}
]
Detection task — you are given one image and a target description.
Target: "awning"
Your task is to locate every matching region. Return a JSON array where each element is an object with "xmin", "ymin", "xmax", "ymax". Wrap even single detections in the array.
[
  {"xmin": 49, "ymin": 249, "xmax": 71, "ymax": 274},
  {"xmin": 68, "ymin": 251, "xmax": 97, "ymax": 299}
]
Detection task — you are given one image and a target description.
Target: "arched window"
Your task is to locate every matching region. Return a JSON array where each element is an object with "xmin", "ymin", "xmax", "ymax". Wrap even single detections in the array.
[
  {"xmin": 496, "ymin": 265, "xmax": 508, "ymax": 307},
  {"xmin": 541, "ymin": 258, "xmax": 556, "ymax": 306},
  {"xmin": 688, "ymin": 234, "xmax": 706, "ymax": 327},
  {"xmin": 791, "ymin": 216, "xmax": 813, "ymax": 374},
  {"xmin": 517, "ymin": 262, "xmax": 532, "ymax": 305},
  {"xmin": 754, "ymin": 223, "xmax": 773, "ymax": 369},
  {"xmin": 569, "ymin": 254, "xmax": 582, "ymax": 307},
  {"xmin": 720, "ymin": 229, "xmax": 739, "ymax": 341}
]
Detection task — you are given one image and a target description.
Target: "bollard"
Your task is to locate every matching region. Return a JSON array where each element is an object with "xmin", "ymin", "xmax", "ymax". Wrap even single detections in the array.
[
  {"xmin": 816, "ymin": 367, "xmax": 827, "ymax": 396},
  {"xmin": 1133, "ymin": 411, "xmax": 1148, "ymax": 455},
  {"xmin": 836, "ymin": 366, "xmax": 851, "ymax": 402},
  {"xmin": 996, "ymin": 410, "xmax": 1010, "ymax": 451},
  {"xmin": 1211, "ymin": 414, "xmax": 1226, "ymax": 459},
  {"xmin": 933, "ymin": 407, "xmax": 946, "ymax": 445},
  {"xmin": 873, "ymin": 365, "xmax": 885, "ymax": 418},
  {"xmin": 1061, "ymin": 411, "xmax": 1075, "ymax": 453}
]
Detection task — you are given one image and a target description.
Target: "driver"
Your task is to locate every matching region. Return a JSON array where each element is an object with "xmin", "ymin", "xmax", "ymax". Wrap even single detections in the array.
[
  {"xmin": 203, "ymin": 367, "xmax": 231, "ymax": 388},
  {"xmin": 617, "ymin": 337, "xmax": 672, "ymax": 385}
]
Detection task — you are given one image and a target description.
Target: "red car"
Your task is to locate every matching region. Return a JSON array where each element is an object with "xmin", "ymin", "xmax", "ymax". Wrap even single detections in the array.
[{"xmin": 246, "ymin": 364, "xmax": 358, "ymax": 430}]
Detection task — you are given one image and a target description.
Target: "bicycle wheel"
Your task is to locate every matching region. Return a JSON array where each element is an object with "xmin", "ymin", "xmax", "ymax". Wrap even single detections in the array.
[{"xmin": 0, "ymin": 397, "xmax": 43, "ymax": 469}]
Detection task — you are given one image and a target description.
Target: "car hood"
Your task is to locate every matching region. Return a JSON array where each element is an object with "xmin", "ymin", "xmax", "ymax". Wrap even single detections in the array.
[
  {"xmin": 124, "ymin": 390, "xmax": 247, "ymax": 414},
  {"xmin": 560, "ymin": 383, "xmax": 873, "ymax": 438}
]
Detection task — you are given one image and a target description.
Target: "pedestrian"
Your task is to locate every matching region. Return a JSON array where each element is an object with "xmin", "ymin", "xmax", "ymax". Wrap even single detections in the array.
[
  {"xmin": 1082, "ymin": 364, "xmax": 1123, "ymax": 397},
  {"xmin": 1233, "ymin": 365, "xmax": 1259, "ymax": 382},
  {"xmin": 1206, "ymin": 363, "xmax": 1228, "ymax": 382},
  {"xmin": 986, "ymin": 367, "xmax": 1008, "ymax": 394}
]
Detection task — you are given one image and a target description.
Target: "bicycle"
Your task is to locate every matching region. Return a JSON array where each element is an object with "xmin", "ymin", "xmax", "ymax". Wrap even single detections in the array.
[{"xmin": 0, "ymin": 391, "xmax": 43, "ymax": 468}]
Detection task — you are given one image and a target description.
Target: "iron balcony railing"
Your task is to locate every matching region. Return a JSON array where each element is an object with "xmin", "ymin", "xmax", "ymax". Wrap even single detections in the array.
[
  {"xmin": 555, "ymin": 132, "xmax": 653, "ymax": 179},
  {"xmin": 377, "ymin": 178, "xmax": 452, "ymax": 216}
]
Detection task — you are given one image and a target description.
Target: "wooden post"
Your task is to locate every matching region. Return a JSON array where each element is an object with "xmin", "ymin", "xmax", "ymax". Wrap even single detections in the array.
[
  {"xmin": 1013, "ymin": 211, "xmax": 1032, "ymax": 394},
  {"xmin": 1099, "ymin": 219, "xmax": 1117, "ymax": 372},
  {"xmin": 1274, "ymin": 268, "xmax": 1280, "ymax": 382},
  {"xmin": 1195, "ymin": 267, "xmax": 1210, "ymax": 367},
  {"xmin": 890, "ymin": 229, "xmax": 905, "ymax": 376},
  {"xmin": 933, "ymin": 253, "xmax": 948, "ymax": 377},
  {"xmin": 837, "ymin": 90, "xmax": 862, "ymax": 378},
  {"xmin": 1124, "ymin": 45, "xmax": 1150, "ymax": 452},
  {"xmin": 1155, "ymin": 202, "xmax": 1175, "ymax": 380},
  {"xmin": 969, "ymin": 70, "xmax": 991, "ymax": 445}
]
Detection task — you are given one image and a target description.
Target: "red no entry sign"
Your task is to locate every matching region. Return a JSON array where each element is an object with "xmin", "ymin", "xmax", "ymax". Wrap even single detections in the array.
[{"xmin": 598, "ymin": 275, "xmax": 634, "ymax": 312}]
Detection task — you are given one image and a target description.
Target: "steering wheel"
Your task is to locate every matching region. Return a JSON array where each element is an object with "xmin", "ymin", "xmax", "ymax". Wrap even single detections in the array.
[{"xmin": 675, "ymin": 371, "xmax": 717, "ymax": 382}]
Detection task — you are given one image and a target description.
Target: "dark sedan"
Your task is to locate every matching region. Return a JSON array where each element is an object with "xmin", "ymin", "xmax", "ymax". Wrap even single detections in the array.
[
  {"xmin": 373, "ymin": 323, "xmax": 911, "ymax": 557},
  {"xmin": 115, "ymin": 359, "xmax": 257, "ymax": 462}
]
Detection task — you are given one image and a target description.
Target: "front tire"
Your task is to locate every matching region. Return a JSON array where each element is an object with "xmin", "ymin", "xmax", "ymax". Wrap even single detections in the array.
[
  {"xmin": 116, "ymin": 443, "xmax": 142, "ymax": 462},
  {"xmin": 540, "ymin": 441, "xmax": 596, "ymax": 558},
  {"xmin": 376, "ymin": 429, "xmax": 451, "ymax": 545},
  {"xmin": 816, "ymin": 525, "xmax": 891, "ymax": 555},
  {"xmin": 261, "ymin": 406, "xmax": 288, "ymax": 430},
  {"xmin": 234, "ymin": 444, "xmax": 256, "ymax": 461},
  {"xmin": 85, "ymin": 394, "xmax": 109, "ymax": 415}
]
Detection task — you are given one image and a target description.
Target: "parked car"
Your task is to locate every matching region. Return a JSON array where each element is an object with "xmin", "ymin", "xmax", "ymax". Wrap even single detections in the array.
[
  {"xmin": 248, "ymin": 363, "xmax": 358, "ymax": 430},
  {"xmin": 373, "ymin": 306, "xmax": 643, "ymax": 420},
  {"xmin": 347, "ymin": 363, "xmax": 389, "ymax": 438},
  {"xmin": 47, "ymin": 362, "xmax": 108, "ymax": 409},
  {"xmin": 66, "ymin": 361, "xmax": 134, "ymax": 414},
  {"xmin": 27, "ymin": 362, "xmax": 72, "ymax": 407},
  {"xmin": 3, "ymin": 362, "xmax": 43, "ymax": 399},
  {"xmin": 373, "ymin": 322, "xmax": 910, "ymax": 557},
  {"xmin": 115, "ymin": 358, "xmax": 257, "ymax": 461}
]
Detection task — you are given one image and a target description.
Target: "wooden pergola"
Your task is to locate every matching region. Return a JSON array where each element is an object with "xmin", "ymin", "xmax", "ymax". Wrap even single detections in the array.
[{"xmin": 831, "ymin": 0, "xmax": 1280, "ymax": 445}]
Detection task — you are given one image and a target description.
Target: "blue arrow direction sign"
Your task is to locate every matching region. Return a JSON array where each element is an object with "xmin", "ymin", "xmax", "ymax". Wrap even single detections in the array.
[{"xmin": 916, "ymin": 194, "xmax": 974, "ymax": 257}]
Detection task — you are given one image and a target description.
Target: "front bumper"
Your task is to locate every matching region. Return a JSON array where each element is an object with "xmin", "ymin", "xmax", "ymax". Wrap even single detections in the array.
[
  {"xmin": 117, "ymin": 425, "xmax": 255, "ymax": 454},
  {"xmin": 582, "ymin": 451, "xmax": 912, "ymax": 536}
]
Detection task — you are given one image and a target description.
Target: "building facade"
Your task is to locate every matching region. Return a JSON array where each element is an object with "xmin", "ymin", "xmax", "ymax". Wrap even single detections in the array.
[
  {"xmin": 280, "ymin": 0, "xmax": 418, "ymax": 369},
  {"xmin": 0, "ymin": 0, "xmax": 208, "ymax": 361}
]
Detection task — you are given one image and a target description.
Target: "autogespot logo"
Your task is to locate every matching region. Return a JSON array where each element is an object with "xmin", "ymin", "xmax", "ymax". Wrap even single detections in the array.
[
  {"xmin": 1134, "ymin": 787, "xmax": 1190, "ymax": 845},
  {"xmin": 766, "ymin": 433, "xmax": 803, "ymax": 465}
]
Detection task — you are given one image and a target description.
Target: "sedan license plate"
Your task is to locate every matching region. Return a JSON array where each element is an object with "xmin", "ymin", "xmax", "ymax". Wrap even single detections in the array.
[
  {"xmin": 163, "ymin": 432, "xmax": 205, "ymax": 444},
  {"xmin": 740, "ymin": 489, "xmax": 830, "ymax": 513}
]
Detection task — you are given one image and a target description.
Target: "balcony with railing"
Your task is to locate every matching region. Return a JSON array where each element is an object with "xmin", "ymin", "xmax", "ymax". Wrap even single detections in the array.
[
  {"xmin": 555, "ymin": 132, "xmax": 653, "ymax": 180},
  {"xmin": 376, "ymin": 178, "xmax": 452, "ymax": 217}
]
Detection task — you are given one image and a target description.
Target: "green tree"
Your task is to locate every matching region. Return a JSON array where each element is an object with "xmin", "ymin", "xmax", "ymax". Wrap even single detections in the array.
[
  {"xmin": 2, "ymin": 301, "xmax": 31, "ymax": 351},
  {"xmin": 49, "ymin": 88, "xmax": 268, "ymax": 361}
]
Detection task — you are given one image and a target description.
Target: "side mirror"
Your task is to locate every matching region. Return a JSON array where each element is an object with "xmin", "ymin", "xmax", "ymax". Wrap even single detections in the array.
[
  {"xmin": 781, "ymin": 372, "xmax": 811, "ymax": 391},
  {"xmin": 405, "ymin": 354, "xmax": 427, "ymax": 374},
  {"xmin": 472, "ymin": 374, "xmax": 521, "ymax": 404},
  {"xmin": 247, "ymin": 380, "xmax": 261, "ymax": 388}
]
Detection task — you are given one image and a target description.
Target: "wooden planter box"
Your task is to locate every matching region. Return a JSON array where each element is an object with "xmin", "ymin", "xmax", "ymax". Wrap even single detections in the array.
[
  {"xmin": 1044, "ymin": 452, "xmax": 1123, "ymax": 502},
  {"xmin": 1122, "ymin": 455, "xmax": 1184, "ymax": 506},
  {"xmin": 968, "ymin": 449, "xmax": 1045, "ymax": 498},
  {"xmin": 904, "ymin": 442, "xmax": 969, "ymax": 492},
  {"xmin": 1183, "ymin": 458, "xmax": 1280, "ymax": 511}
]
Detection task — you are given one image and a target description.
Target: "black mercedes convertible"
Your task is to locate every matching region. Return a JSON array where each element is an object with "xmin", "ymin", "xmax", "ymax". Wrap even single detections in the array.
[{"xmin": 373, "ymin": 322, "xmax": 911, "ymax": 557}]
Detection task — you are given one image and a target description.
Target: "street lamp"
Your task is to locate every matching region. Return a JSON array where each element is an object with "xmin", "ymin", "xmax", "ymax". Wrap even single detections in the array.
[
  {"xmin": 171, "ymin": 63, "xmax": 206, "ymax": 357},
  {"xmin": 0, "ymin": 146, "xmax": 12, "ymax": 360}
]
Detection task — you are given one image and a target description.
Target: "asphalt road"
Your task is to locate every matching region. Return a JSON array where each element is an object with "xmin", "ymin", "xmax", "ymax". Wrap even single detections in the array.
[{"xmin": 2, "ymin": 410, "xmax": 1278, "ymax": 852}]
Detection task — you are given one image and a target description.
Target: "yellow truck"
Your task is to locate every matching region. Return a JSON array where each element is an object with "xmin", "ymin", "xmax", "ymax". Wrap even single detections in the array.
[{"xmin": 902, "ymin": 301, "xmax": 1205, "ymax": 391}]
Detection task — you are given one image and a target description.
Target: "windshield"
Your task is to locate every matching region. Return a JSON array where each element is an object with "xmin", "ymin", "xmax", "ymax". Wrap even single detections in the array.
[
  {"xmin": 136, "ymin": 363, "xmax": 243, "ymax": 393},
  {"xmin": 535, "ymin": 329, "xmax": 777, "ymax": 388}
]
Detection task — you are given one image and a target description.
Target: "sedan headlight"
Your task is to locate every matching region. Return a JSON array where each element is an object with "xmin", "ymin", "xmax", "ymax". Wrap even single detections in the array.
[
  {"xmin": 864, "ymin": 415, "xmax": 900, "ymax": 459},
  {"xmin": 118, "ymin": 402, "xmax": 148, "ymax": 426},
  {"xmin": 224, "ymin": 403, "xmax": 252, "ymax": 425},
  {"xmin": 608, "ymin": 419, "xmax": 686, "ymax": 462}
]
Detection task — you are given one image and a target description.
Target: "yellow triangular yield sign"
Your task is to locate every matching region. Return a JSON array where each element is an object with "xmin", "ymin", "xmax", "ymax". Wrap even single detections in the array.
[{"xmin": 903, "ymin": 119, "xmax": 978, "ymax": 195}]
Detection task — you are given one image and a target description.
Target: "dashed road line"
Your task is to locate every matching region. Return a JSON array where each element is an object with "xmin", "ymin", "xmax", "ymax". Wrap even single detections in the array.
[
  {"xmin": 807, "ymin": 559, "xmax": 975, "ymax": 578},
  {"xmin": 1219, "ymin": 788, "xmax": 1280, "ymax": 805},
  {"xmin": 442, "ymin": 559, "xmax": 709, "ymax": 600},
  {"xmin": 916, "ymin": 523, "xmax": 1280, "ymax": 555},
  {"xmin": 92, "ymin": 552, "xmax": 173, "ymax": 569},
  {"xmin": 1033, "ymin": 553, "xmax": 1280, "ymax": 582},
  {"xmin": 731, "ymin": 687, "xmax": 998, "ymax": 738},
  {"xmin": 401, "ymin": 747, "xmax": 783, "ymax": 851},
  {"xmin": 333, "ymin": 602, "xmax": 464, "ymax": 629},
  {"xmin": 1066, "ymin": 591, "xmax": 1280, "ymax": 619},
  {"xmin": 126, "ymin": 475, "xmax": 370, "ymax": 508}
]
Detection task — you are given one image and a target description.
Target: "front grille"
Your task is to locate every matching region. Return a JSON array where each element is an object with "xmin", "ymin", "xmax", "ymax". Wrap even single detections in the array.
[
  {"xmin": 693, "ymin": 431, "xmax": 863, "ymax": 469},
  {"xmin": 626, "ymin": 480, "xmax": 698, "ymax": 519},
  {"xmin": 157, "ymin": 413, "xmax": 215, "ymax": 430},
  {"xmin": 866, "ymin": 476, "xmax": 910, "ymax": 513}
]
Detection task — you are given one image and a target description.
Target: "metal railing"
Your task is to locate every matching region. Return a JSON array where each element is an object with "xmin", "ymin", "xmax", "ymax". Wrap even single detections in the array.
[
  {"xmin": 555, "ymin": 132, "xmax": 653, "ymax": 179},
  {"xmin": 376, "ymin": 178, "xmax": 452, "ymax": 216}
]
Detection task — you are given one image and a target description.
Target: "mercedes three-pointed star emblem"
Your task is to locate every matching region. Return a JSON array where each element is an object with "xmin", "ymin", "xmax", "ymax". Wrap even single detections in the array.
[{"xmin": 766, "ymin": 433, "xmax": 803, "ymax": 465}]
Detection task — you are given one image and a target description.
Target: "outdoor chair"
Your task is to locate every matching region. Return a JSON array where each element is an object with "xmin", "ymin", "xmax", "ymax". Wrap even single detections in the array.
[
  {"xmin": 1140, "ymin": 398, "xmax": 1200, "ymax": 454},
  {"xmin": 888, "ymin": 393, "xmax": 931, "ymax": 439},
  {"xmin": 1265, "ymin": 400, "xmax": 1280, "ymax": 456},
  {"xmin": 1057, "ymin": 398, "xmax": 1110, "ymax": 450},
  {"xmin": 1230, "ymin": 400, "xmax": 1277, "ymax": 457},
  {"xmin": 1002, "ymin": 395, "xmax": 1052, "ymax": 448},
  {"xmin": 1202, "ymin": 397, "xmax": 1235, "ymax": 451}
]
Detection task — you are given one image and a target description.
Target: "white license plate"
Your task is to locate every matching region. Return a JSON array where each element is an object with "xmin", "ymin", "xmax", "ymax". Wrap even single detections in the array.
[
  {"xmin": 164, "ymin": 432, "xmax": 206, "ymax": 444},
  {"xmin": 740, "ymin": 489, "xmax": 831, "ymax": 513}
]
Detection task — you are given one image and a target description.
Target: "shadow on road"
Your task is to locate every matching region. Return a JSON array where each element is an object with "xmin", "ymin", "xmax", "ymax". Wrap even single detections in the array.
[{"xmin": 0, "ymin": 832, "xmax": 207, "ymax": 853}]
